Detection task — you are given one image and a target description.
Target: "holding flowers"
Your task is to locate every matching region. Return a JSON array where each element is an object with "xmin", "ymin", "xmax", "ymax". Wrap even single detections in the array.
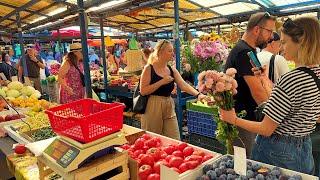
[{"xmin": 198, "ymin": 68, "xmax": 244, "ymax": 154}]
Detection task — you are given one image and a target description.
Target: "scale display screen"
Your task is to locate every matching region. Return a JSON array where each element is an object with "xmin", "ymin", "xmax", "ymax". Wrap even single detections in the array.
[{"xmin": 44, "ymin": 139, "xmax": 80, "ymax": 168}]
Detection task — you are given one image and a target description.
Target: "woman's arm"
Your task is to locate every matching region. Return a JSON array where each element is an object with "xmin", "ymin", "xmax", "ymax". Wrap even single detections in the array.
[
  {"xmin": 172, "ymin": 67, "xmax": 198, "ymax": 96},
  {"xmin": 140, "ymin": 65, "xmax": 169, "ymax": 96},
  {"xmin": 219, "ymin": 108, "xmax": 278, "ymax": 137},
  {"xmin": 57, "ymin": 61, "xmax": 70, "ymax": 88}
]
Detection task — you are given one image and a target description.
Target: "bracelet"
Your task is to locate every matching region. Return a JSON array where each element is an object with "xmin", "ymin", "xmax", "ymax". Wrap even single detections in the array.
[{"xmin": 195, "ymin": 92, "xmax": 200, "ymax": 98}]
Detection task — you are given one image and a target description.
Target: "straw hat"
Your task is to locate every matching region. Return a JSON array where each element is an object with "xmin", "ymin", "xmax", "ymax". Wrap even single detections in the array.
[{"xmin": 70, "ymin": 43, "xmax": 82, "ymax": 51}]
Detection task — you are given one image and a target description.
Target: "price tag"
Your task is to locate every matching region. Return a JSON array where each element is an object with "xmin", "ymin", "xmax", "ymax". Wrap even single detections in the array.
[{"xmin": 234, "ymin": 146, "xmax": 247, "ymax": 176}]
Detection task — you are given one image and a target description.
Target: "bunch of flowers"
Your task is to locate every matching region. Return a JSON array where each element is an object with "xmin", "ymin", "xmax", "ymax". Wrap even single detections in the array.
[
  {"xmin": 49, "ymin": 63, "xmax": 61, "ymax": 75},
  {"xmin": 198, "ymin": 68, "xmax": 244, "ymax": 154}
]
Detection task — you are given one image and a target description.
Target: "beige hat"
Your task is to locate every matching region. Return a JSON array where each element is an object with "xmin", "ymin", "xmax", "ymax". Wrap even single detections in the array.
[{"xmin": 70, "ymin": 43, "xmax": 82, "ymax": 51}]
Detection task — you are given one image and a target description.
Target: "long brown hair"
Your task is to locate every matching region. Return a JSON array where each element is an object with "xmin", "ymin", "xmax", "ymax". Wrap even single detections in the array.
[{"xmin": 66, "ymin": 52, "xmax": 78, "ymax": 66}]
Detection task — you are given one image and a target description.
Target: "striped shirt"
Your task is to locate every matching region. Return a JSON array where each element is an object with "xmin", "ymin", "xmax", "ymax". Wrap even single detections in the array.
[{"xmin": 263, "ymin": 67, "xmax": 320, "ymax": 137}]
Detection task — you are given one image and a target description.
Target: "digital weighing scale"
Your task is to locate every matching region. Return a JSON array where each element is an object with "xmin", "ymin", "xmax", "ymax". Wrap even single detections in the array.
[{"xmin": 40, "ymin": 132, "xmax": 127, "ymax": 173}]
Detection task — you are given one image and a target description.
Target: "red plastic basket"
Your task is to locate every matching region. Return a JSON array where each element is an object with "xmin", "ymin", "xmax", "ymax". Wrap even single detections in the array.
[{"xmin": 45, "ymin": 99, "xmax": 125, "ymax": 143}]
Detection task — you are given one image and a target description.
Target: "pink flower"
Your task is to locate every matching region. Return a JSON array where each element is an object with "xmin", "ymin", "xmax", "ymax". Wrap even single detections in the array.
[
  {"xmin": 226, "ymin": 68, "xmax": 237, "ymax": 77},
  {"xmin": 216, "ymin": 82, "xmax": 225, "ymax": 92},
  {"xmin": 198, "ymin": 83, "xmax": 205, "ymax": 93},
  {"xmin": 225, "ymin": 82, "xmax": 232, "ymax": 91},
  {"xmin": 198, "ymin": 71, "xmax": 206, "ymax": 83},
  {"xmin": 231, "ymin": 79, "xmax": 238, "ymax": 89},
  {"xmin": 232, "ymin": 89, "xmax": 238, "ymax": 95}
]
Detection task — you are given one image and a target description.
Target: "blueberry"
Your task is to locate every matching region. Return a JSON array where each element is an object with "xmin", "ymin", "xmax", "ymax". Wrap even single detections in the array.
[
  {"xmin": 227, "ymin": 168, "xmax": 236, "ymax": 175},
  {"xmin": 247, "ymin": 170, "xmax": 254, "ymax": 178},
  {"xmin": 270, "ymin": 170, "xmax": 281, "ymax": 177},
  {"xmin": 203, "ymin": 164, "xmax": 213, "ymax": 174},
  {"xmin": 256, "ymin": 174, "xmax": 265, "ymax": 180},
  {"xmin": 252, "ymin": 164, "xmax": 261, "ymax": 171},
  {"xmin": 206, "ymin": 170, "xmax": 217, "ymax": 180},
  {"xmin": 219, "ymin": 174, "xmax": 227, "ymax": 180},
  {"xmin": 291, "ymin": 175, "xmax": 302, "ymax": 180},
  {"xmin": 215, "ymin": 168, "xmax": 223, "ymax": 177}
]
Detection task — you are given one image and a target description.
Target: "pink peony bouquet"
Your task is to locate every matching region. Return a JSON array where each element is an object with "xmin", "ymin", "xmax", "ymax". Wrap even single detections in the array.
[
  {"xmin": 49, "ymin": 63, "xmax": 61, "ymax": 75},
  {"xmin": 198, "ymin": 68, "xmax": 243, "ymax": 154}
]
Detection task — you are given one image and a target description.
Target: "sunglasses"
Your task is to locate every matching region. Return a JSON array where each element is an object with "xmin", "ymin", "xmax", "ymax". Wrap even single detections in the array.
[
  {"xmin": 254, "ymin": 12, "xmax": 271, "ymax": 26},
  {"xmin": 283, "ymin": 18, "xmax": 304, "ymax": 35},
  {"xmin": 159, "ymin": 40, "xmax": 170, "ymax": 50}
]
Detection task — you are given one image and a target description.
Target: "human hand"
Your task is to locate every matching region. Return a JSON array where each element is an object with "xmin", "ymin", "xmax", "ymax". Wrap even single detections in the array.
[
  {"xmin": 197, "ymin": 93, "xmax": 210, "ymax": 102},
  {"xmin": 161, "ymin": 75, "xmax": 174, "ymax": 85},
  {"xmin": 251, "ymin": 65, "xmax": 267, "ymax": 77},
  {"xmin": 219, "ymin": 108, "xmax": 237, "ymax": 125}
]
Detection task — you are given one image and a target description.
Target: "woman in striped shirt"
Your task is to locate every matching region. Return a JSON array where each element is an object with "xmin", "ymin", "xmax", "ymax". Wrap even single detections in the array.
[{"xmin": 220, "ymin": 16, "xmax": 320, "ymax": 174}]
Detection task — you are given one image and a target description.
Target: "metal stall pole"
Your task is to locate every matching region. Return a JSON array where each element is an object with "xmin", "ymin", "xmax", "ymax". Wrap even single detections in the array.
[
  {"xmin": 77, "ymin": 0, "xmax": 92, "ymax": 98},
  {"xmin": 16, "ymin": 12, "xmax": 28, "ymax": 79},
  {"xmin": 174, "ymin": 0, "xmax": 183, "ymax": 140},
  {"xmin": 99, "ymin": 15, "xmax": 109, "ymax": 102},
  {"xmin": 57, "ymin": 28, "xmax": 62, "ymax": 62},
  {"xmin": 217, "ymin": 24, "xmax": 221, "ymax": 35}
]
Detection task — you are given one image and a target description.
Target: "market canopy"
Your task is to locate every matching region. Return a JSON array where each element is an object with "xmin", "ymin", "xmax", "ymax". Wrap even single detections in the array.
[{"xmin": 0, "ymin": 0, "xmax": 318, "ymax": 34}]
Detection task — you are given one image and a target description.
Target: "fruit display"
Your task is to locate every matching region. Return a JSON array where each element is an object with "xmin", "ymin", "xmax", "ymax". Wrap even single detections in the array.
[
  {"xmin": 109, "ymin": 75, "xmax": 139, "ymax": 90},
  {"xmin": 13, "ymin": 112, "xmax": 50, "ymax": 133},
  {"xmin": 197, "ymin": 155, "xmax": 308, "ymax": 180},
  {"xmin": 0, "ymin": 81, "xmax": 41, "ymax": 100},
  {"xmin": 121, "ymin": 134, "xmax": 216, "ymax": 180},
  {"xmin": 30, "ymin": 127, "xmax": 56, "ymax": 141},
  {"xmin": 10, "ymin": 97, "xmax": 52, "ymax": 111}
]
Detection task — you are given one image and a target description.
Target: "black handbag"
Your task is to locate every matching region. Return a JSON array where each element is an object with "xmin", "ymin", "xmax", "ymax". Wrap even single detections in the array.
[{"xmin": 133, "ymin": 81, "xmax": 149, "ymax": 113}]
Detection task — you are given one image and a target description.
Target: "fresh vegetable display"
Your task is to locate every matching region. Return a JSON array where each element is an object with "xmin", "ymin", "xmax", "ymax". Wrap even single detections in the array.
[
  {"xmin": 30, "ymin": 127, "xmax": 56, "ymax": 141},
  {"xmin": 121, "ymin": 134, "xmax": 215, "ymax": 180},
  {"xmin": 197, "ymin": 155, "xmax": 304, "ymax": 180},
  {"xmin": 14, "ymin": 112, "xmax": 50, "ymax": 133}
]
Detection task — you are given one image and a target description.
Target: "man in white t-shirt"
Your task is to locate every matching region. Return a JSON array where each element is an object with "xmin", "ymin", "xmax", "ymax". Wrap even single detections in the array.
[{"xmin": 257, "ymin": 32, "xmax": 289, "ymax": 83}]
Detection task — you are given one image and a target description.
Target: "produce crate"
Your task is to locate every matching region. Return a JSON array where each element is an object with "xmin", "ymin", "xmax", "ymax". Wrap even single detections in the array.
[
  {"xmin": 200, "ymin": 155, "xmax": 318, "ymax": 180},
  {"xmin": 189, "ymin": 133, "xmax": 226, "ymax": 154},
  {"xmin": 186, "ymin": 99, "xmax": 219, "ymax": 115},
  {"xmin": 187, "ymin": 110, "xmax": 217, "ymax": 138}
]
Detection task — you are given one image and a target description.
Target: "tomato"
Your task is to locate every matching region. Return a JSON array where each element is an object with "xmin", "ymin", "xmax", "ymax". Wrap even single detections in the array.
[
  {"xmin": 192, "ymin": 150, "xmax": 205, "ymax": 157},
  {"xmin": 153, "ymin": 160, "xmax": 169, "ymax": 174},
  {"xmin": 183, "ymin": 146, "xmax": 194, "ymax": 157},
  {"xmin": 165, "ymin": 155, "xmax": 175, "ymax": 163},
  {"xmin": 147, "ymin": 148, "xmax": 161, "ymax": 161},
  {"xmin": 138, "ymin": 165, "xmax": 153, "ymax": 180},
  {"xmin": 202, "ymin": 154, "xmax": 213, "ymax": 162},
  {"xmin": 142, "ymin": 146, "xmax": 150, "ymax": 153},
  {"xmin": 169, "ymin": 157, "xmax": 184, "ymax": 168},
  {"xmin": 177, "ymin": 142, "xmax": 188, "ymax": 151},
  {"xmin": 14, "ymin": 144, "xmax": 26, "ymax": 154},
  {"xmin": 168, "ymin": 144, "xmax": 178, "ymax": 151},
  {"xmin": 186, "ymin": 161, "xmax": 199, "ymax": 169},
  {"xmin": 140, "ymin": 154, "xmax": 155, "ymax": 166},
  {"xmin": 163, "ymin": 146, "xmax": 175, "ymax": 155},
  {"xmin": 138, "ymin": 154, "xmax": 146, "ymax": 159},
  {"xmin": 185, "ymin": 155, "xmax": 203, "ymax": 164},
  {"xmin": 172, "ymin": 150, "xmax": 184, "ymax": 158},
  {"xmin": 170, "ymin": 167, "xmax": 181, "ymax": 174},
  {"xmin": 134, "ymin": 150, "xmax": 144, "ymax": 158},
  {"xmin": 134, "ymin": 138, "xmax": 145, "ymax": 149},
  {"xmin": 145, "ymin": 139, "xmax": 157, "ymax": 148},
  {"xmin": 159, "ymin": 151, "xmax": 167, "ymax": 160},
  {"xmin": 142, "ymin": 134, "xmax": 152, "ymax": 140},
  {"xmin": 156, "ymin": 142, "xmax": 161, "ymax": 147},
  {"xmin": 128, "ymin": 151, "xmax": 135, "ymax": 159},
  {"xmin": 178, "ymin": 162, "xmax": 189, "ymax": 173},
  {"xmin": 121, "ymin": 144, "xmax": 130, "ymax": 150},
  {"xmin": 147, "ymin": 173, "xmax": 160, "ymax": 180}
]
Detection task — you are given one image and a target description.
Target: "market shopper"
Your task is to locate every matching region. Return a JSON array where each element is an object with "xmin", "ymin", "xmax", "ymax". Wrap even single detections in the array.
[
  {"xmin": 58, "ymin": 43, "xmax": 85, "ymax": 104},
  {"xmin": 0, "ymin": 52, "xmax": 17, "ymax": 80},
  {"xmin": 219, "ymin": 16, "xmax": 320, "ymax": 174},
  {"xmin": 257, "ymin": 32, "xmax": 289, "ymax": 83},
  {"xmin": 17, "ymin": 48, "xmax": 45, "ymax": 91},
  {"xmin": 140, "ymin": 40, "xmax": 206, "ymax": 140},
  {"xmin": 224, "ymin": 12, "xmax": 276, "ymax": 156}
]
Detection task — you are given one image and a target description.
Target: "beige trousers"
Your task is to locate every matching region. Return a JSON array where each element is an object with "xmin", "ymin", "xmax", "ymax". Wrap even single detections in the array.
[{"xmin": 141, "ymin": 95, "xmax": 180, "ymax": 140}]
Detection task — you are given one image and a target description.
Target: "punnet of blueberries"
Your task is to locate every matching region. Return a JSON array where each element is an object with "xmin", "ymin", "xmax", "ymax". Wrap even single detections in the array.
[{"xmin": 197, "ymin": 156, "xmax": 304, "ymax": 180}]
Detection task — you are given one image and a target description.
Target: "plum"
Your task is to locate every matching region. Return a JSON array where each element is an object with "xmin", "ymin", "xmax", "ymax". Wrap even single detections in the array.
[
  {"xmin": 255, "ymin": 174, "xmax": 265, "ymax": 180},
  {"xmin": 247, "ymin": 170, "xmax": 254, "ymax": 178},
  {"xmin": 226, "ymin": 160, "xmax": 234, "ymax": 168},
  {"xmin": 206, "ymin": 170, "xmax": 217, "ymax": 179},
  {"xmin": 226, "ymin": 168, "xmax": 236, "ymax": 175},
  {"xmin": 215, "ymin": 168, "xmax": 223, "ymax": 177},
  {"xmin": 219, "ymin": 174, "xmax": 227, "ymax": 180},
  {"xmin": 203, "ymin": 164, "xmax": 213, "ymax": 174}
]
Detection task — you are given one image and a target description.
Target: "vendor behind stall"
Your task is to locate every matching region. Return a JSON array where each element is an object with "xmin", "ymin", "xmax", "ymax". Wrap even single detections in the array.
[{"xmin": 123, "ymin": 37, "xmax": 144, "ymax": 74}]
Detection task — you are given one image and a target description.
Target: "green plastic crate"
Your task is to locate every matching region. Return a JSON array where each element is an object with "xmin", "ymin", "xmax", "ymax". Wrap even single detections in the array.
[
  {"xmin": 189, "ymin": 133, "xmax": 226, "ymax": 154},
  {"xmin": 186, "ymin": 99, "xmax": 219, "ymax": 115}
]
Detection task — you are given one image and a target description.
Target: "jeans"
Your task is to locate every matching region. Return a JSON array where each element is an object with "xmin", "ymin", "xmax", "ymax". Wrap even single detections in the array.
[{"xmin": 252, "ymin": 134, "xmax": 314, "ymax": 175}]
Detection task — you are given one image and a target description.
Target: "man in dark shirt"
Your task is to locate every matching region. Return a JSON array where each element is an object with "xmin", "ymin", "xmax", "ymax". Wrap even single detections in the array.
[
  {"xmin": 224, "ymin": 12, "xmax": 276, "ymax": 156},
  {"xmin": 18, "ymin": 48, "xmax": 45, "ymax": 92}
]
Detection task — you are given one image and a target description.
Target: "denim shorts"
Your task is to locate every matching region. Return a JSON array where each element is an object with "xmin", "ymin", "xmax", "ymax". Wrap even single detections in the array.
[{"xmin": 252, "ymin": 134, "xmax": 314, "ymax": 175}]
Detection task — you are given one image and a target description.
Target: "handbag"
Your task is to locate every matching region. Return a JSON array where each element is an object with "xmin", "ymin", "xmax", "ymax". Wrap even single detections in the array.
[
  {"xmin": 254, "ymin": 55, "xmax": 275, "ymax": 122},
  {"xmin": 69, "ymin": 60, "xmax": 85, "ymax": 87},
  {"xmin": 133, "ymin": 81, "xmax": 149, "ymax": 114}
]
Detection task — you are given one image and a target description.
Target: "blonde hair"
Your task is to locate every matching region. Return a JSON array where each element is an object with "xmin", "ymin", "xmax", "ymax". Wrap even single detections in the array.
[
  {"xmin": 147, "ymin": 40, "xmax": 170, "ymax": 64},
  {"xmin": 282, "ymin": 17, "xmax": 320, "ymax": 66}
]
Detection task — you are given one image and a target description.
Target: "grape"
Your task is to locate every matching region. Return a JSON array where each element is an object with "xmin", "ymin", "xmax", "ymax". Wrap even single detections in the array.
[
  {"xmin": 256, "ymin": 174, "xmax": 265, "ymax": 180},
  {"xmin": 219, "ymin": 174, "xmax": 227, "ymax": 180},
  {"xmin": 203, "ymin": 164, "xmax": 213, "ymax": 174},
  {"xmin": 252, "ymin": 164, "xmax": 261, "ymax": 171},
  {"xmin": 215, "ymin": 168, "xmax": 223, "ymax": 177},
  {"xmin": 206, "ymin": 170, "xmax": 217, "ymax": 179},
  {"xmin": 226, "ymin": 168, "xmax": 236, "ymax": 175},
  {"xmin": 247, "ymin": 170, "xmax": 254, "ymax": 178}
]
